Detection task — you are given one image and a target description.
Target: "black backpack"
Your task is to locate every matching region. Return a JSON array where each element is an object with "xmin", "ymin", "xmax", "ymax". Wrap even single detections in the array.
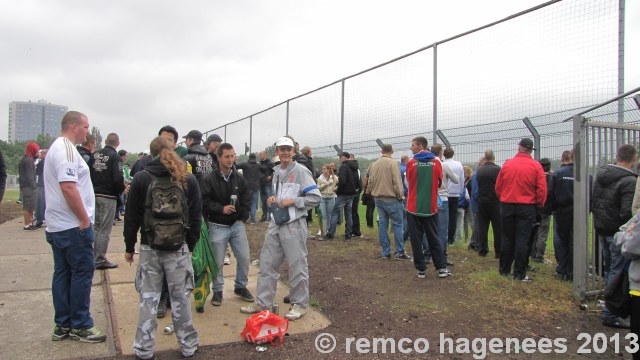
[{"xmin": 143, "ymin": 171, "xmax": 189, "ymax": 251}]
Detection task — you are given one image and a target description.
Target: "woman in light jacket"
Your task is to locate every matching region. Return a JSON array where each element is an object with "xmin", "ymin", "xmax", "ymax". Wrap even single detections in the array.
[{"xmin": 317, "ymin": 164, "xmax": 338, "ymax": 238}]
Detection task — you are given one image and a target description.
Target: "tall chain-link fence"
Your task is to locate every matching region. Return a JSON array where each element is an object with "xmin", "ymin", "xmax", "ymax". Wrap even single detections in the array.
[{"xmin": 189, "ymin": 0, "xmax": 637, "ymax": 287}]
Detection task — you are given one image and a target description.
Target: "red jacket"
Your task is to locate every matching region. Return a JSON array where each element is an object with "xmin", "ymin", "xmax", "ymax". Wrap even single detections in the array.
[{"xmin": 495, "ymin": 153, "xmax": 547, "ymax": 207}]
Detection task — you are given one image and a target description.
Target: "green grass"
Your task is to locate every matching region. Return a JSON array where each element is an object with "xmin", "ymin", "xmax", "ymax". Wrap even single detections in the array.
[{"xmin": 3, "ymin": 189, "xmax": 19, "ymax": 202}]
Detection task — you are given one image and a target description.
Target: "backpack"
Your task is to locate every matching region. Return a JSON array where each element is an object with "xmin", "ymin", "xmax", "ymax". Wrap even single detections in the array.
[{"xmin": 143, "ymin": 170, "xmax": 189, "ymax": 251}]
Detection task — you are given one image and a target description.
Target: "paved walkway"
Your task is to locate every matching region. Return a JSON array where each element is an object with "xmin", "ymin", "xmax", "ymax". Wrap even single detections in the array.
[{"xmin": 0, "ymin": 217, "xmax": 330, "ymax": 359}]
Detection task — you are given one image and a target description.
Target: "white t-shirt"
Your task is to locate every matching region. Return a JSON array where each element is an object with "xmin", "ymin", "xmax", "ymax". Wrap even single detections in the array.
[{"xmin": 44, "ymin": 137, "xmax": 95, "ymax": 232}]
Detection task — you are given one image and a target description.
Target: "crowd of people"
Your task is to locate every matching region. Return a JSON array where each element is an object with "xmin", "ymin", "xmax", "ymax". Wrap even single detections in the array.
[{"xmin": 7, "ymin": 110, "xmax": 640, "ymax": 359}]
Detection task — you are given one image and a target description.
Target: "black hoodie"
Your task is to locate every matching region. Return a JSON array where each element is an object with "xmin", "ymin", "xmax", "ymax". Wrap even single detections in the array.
[
  {"xmin": 183, "ymin": 143, "xmax": 213, "ymax": 181},
  {"xmin": 337, "ymin": 160, "xmax": 360, "ymax": 196},
  {"xmin": 123, "ymin": 159, "xmax": 202, "ymax": 253},
  {"xmin": 591, "ymin": 164, "xmax": 637, "ymax": 236}
]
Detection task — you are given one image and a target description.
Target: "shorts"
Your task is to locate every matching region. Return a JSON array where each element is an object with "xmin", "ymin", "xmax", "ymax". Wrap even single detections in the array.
[{"xmin": 22, "ymin": 187, "xmax": 37, "ymax": 212}]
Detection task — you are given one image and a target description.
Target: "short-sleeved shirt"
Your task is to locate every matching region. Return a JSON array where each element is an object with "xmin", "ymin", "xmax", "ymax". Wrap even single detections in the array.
[{"xmin": 44, "ymin": 137, "xmax": 95, "ymax": 232}]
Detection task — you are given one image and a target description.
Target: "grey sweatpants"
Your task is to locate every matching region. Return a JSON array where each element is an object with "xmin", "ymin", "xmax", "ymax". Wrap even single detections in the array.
[
  {"xmin": 133, "ymin": 244, "xmax": 198, "ymax": 359},
  {"xmin": 256, "ymin": 217, "xmax": 309, "ymax": 309}
]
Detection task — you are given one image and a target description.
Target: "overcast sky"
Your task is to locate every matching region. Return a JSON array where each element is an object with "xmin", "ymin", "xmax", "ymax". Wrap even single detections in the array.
[{"xmin": 1, "ymin": 0, "xmax": 638, "ymax": 153}]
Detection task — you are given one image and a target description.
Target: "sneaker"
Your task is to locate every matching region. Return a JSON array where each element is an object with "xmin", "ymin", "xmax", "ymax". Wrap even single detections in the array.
[
  {"xmin": 602, "ymin": 317, "xmax": 631, "ymax": 329},
  {"xmin": 95, "ymin": 262, "xmax": 118, "ymax": 270},
  {"xmin": 316, "ymin": 230, "xmax": 322, "ymax": 236},
  {"xmin": 157, "ymin": 298, "xmax": 168, "ymax": 318},
  {"xmin": 196, "ymin": 306, "xmax": 204, "ymax": 313},
  {"xmin": 395, "ymin": 253, "xmax": 412, "ymax": 260},
  {"xmin": 416, "ymin": 271, "xmax": 426, "ymax": 279},
  {"xmin": 240, "ymin": 302, "xmax": 266, "ymax": 314},
  {"xmin": 284, "ymin": 304, "xmax": 306, "ymax": 320},
  {"xmin": 69, "ymin": 327, "xmax": 107, "ymax": 343},
  {"xmin": 446, "ymin": 260, "xmax": 454, "ymax": 266},
  {"xmin": 223, "ymin": 256, "xmax": 231, "ymax": 265},
  {"xmin": 518, "ymin": 275, "xmax": 534, "ymax": 282},
  {"xmin": 437, "ymin": 268, "xmax": 453, "ymax": 278},
  {"xmin": 52, "ymin": 325, "xmax": 70, "ymax": 341},
  {"xmin": 23, "ymin": 224, "xmax": 35, "ymax": 231},
  {"xmin": 234, "ymin": 287, "xmax": 254, "ymax": 302},
  {"xmin": 182, "ymin": 348, "xmax": 199, "ymax": 358},
  {"xmin": 531, "ymin": 257, "xmax": 544, "ymax": 263},
  {"xmin": 211, "ymin": 290, "xmax": 223, "ymax": 306}
]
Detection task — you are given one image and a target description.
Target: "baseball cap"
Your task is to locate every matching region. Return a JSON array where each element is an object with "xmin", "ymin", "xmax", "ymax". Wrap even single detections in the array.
[
  {"xmin": 183, "ymin": 130, "xmax": 203, "ymax": 142},
  {"xmin": 204, "ymin": 134, "xmax": 223, "ymax": 146},
  {"xmin": 518, "ymin": 138, "xmax": 535, "ymax": 150},
  {"xmin": 275, "ymin": 136, "xmax": 294, "ymax": 147}
]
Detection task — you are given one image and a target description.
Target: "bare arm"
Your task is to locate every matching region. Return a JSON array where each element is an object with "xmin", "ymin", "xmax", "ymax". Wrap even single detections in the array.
[{"xmin": 60, "ymin": 182, "xmax": 91, "ymax": 229}]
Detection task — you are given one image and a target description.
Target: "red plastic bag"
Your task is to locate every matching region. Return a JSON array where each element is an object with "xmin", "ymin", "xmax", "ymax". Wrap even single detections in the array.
[{"xmin": 241, "ymin": 310, "xmax": 289, "ymax": 345}]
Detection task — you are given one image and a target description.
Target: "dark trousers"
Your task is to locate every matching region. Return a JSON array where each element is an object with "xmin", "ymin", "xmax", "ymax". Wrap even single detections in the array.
[
  {"xmin": 351, "ymin": 193, "xmax": 361, "ymax": 236},
  {"xmin": 364, "ymin": 195, "xmax": 375, "ymax": 228},
  {"xmin": 554, "ymin": 209, "xmax": 574, "ymax": 278},
  {"xmin": 631, "ymin": 296, "xmax": 640, "ymax": 360},
  {"xmin": 447, "ymin": 197, "xmax": 459, "ymax": 243},
  {"xmin": 408, "ymin": 213, "xmax": 444, "ymax": 271},
  {"xmin": 477, "ymin": 200, "xmax": 502, "ymax": 256},
  {"xmin": 499, "ymin": 203, "xmax": 536, "ymax": 279}
]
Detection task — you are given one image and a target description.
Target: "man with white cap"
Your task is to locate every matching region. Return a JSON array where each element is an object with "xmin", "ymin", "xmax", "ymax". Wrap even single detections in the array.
[{"xmin": 240, "ymin": 136, "xmax": 321, "ymax": 320}]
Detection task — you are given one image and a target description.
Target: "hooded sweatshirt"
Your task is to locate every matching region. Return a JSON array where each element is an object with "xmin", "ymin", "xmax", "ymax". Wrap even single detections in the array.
[
  {"xmin": 18, "ymin": 142, "xmax": 39, "ymax": 189},
  {"xmin": 592, "ymin": 164, "xmax": 637, "ymax": 236},
  {"xmin": 123, "ymin": 159, "xmax": 202, "ymax": 253},
  {"xmin": 336, "ymin": 160, "xmax": 360, "ymax": 196},
  {"xmin": 184, "ymin": 143, "xmax": 213, "ymax": 180},
  {"xmin": 406, "ymin": 150, "xmax": 442, "ymax": 216}
]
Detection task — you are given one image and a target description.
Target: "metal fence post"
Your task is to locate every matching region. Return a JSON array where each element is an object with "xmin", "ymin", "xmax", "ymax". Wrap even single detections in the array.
[
  {"xmin": 286, "ymin": 101, "xmax": 290, "ymax": 135},
  {"xmin": 523, "ymin": 117, "xmax": 541, "ymax": 160},
  {"xmin": 340, "ymin": 79, "xmax": 345, "ymax": 151},
  {"xmin": 432, "ymin": 43, "xmax": 438, "ymax": 147},
  {"xmin": 249, "ymin": 116, "xmax": 253, "ymax": 154},
  {"xmin": 435, "ymin": 130, "xmax": 450, "ymax": 148},
  {"xmin": 573, "ymin": 115, "xmax": 589, "ymax": 301}
]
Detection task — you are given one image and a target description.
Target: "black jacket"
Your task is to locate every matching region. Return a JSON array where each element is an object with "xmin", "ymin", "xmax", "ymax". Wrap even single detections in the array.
[
  {"xmin": 476, "ymin": 162, "xmax": 501, "ymax": 203},
  {"xmin": 89, "ymin": 145, "xmax": 125, "ymax": 198},
  {"xmin": 123, "ymin": 159, "xmax": 202, "ymax": 253},
  {"xmin": 236, "ymin": 158, "xmax": 263, "ymax": 191},
  {"xmin": 547, "ymin": 164, "xmax": 573, "ymax": 214},
  {"xmin": 184, "ymin": 144, "xmax": 213, "ymax": 181},
  {"xmin": 199, "ymin": 168, "xmax": 250, "ymax": 225},
  {"xmin": 294, "ymin": 152, "xmax": 314, "ymax": 175},
  {"xmin": 591, "ymin": 164, "xmax": 638, "ymax": 236},
  {"xmin": 35, "ymin": 158, "xmax": 45, "ymax": 188},
  {"xmin": 18, "ymin": 155, "xmax": 36, "ymax": 189},
  {"xmin": 130, "ymin": 155, "xmax": 152, "ymax": 177},
  {"xmin": 76, "ymin": 145, "xmax": 92, "ymax": 164},
  {"xmin": 337, "ymin": 160, "xmax": 359, "ymax": 196},
  {"xmin": 259, "ymin": 158, "xmax": 275, "ymax": 186}
]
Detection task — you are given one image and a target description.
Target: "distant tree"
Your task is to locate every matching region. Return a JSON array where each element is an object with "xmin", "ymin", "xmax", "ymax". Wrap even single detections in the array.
[
  {"xmin": 91, "ymin": 127, "xmax": 103, "ymax": 151},
  {"xmin": 35, "ymin": 133, "xmax": 53, "ymax": 149}
]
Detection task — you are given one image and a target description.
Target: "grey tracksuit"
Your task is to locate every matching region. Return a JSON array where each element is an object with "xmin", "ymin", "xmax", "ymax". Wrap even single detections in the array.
[{"xmin": 256, "ymin": 162, "xmax": 321, "ymax": 309}]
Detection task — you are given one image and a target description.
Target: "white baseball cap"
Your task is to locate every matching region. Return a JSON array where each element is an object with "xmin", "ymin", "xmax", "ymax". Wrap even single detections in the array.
[{"xmin": 275, "ymin": 136, "xmax": 294, "ymax": 147}]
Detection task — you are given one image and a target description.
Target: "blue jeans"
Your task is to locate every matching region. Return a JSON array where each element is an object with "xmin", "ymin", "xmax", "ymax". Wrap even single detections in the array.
[
  {"xmin": 209, "ymin": 221, "xmax": 250, "ymax": 292},
  {"xmin": 248, "ymin": 190, "xmax": 260, "ymax": 222},
  {"xmin": 319, "ymin": 197, "xmax": 336, "ymax": 235},
  {"xmin": 374, "ymin": 198, "xmax": 405, "ymax": 256},
  {"xmin": 260, "ymin": 184, "xmax": 272, "ymax": 221},
  {"xmin": 328, "ymin": 195, "xmax": 353, "ymax": 238},
  {"xmin": 35, "ymin": 186, "xmax": 46, "ymax": 225},
  {"xmin": 46, "ymin": 226, "xmax": 96, "ymax": 330},
  {"xmin": 424, "ymin": 200, "xmax": 448, "ymax": 263},
  {"xmin": 601, "ymin": 234, "xmax": 625, "ymax": 320}
]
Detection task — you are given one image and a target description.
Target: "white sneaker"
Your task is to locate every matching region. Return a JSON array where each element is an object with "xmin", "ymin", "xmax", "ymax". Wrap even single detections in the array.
[
  {"xmin": 240, "ymin": 302, "xmax": 266, "ymax": 314},
  {"xmin": 316, "ymin": 230, "xmax": 322, "ymax": 236},
  {"xmin": 224, "ymin": 256, "xmax": 231, "ymax": 265},
  {"xmin": 285, "ymin": 304, "xmax": 306, "ymax": 320}
]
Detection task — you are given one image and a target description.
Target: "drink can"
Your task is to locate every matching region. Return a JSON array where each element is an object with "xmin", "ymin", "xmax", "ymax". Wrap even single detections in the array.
[
  {"xmin": 164, "ymin": 324, "xmax": 174, "ymax": 335},
  {"xmin": 271, "ymin": 303, "xmax": 279, "ymax": 315}
]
